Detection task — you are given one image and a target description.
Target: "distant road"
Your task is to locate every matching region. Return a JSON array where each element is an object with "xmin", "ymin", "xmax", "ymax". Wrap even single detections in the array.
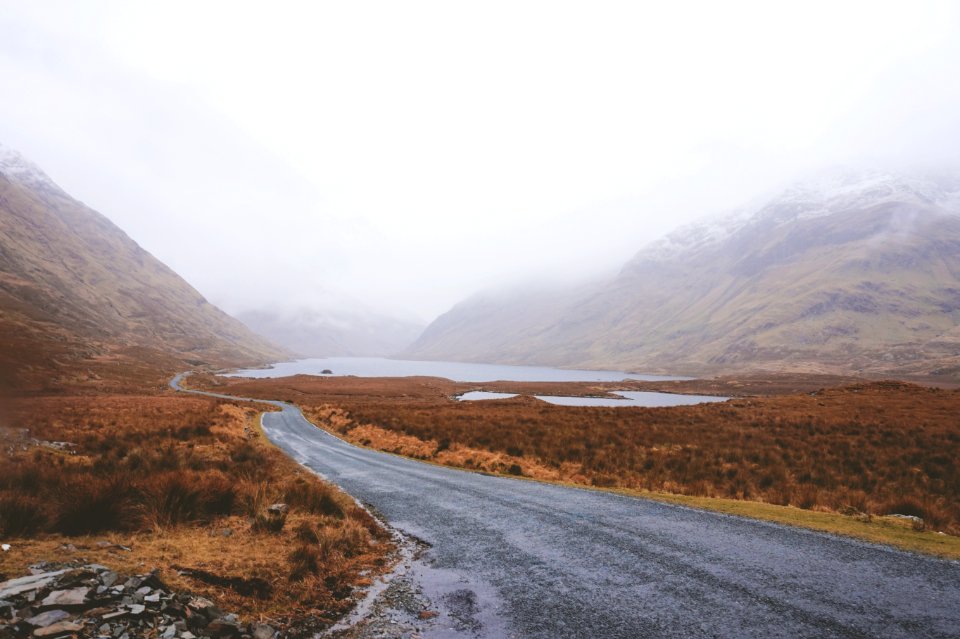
[{"xmin": 171, "ymin": 374, "xmax": 960, "ymax": 638}]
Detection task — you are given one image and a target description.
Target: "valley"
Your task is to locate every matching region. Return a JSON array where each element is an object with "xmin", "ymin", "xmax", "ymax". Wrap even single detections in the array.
[
  {"xmin": 172, "ymin": 373, "xmax": 960, "ymax": 638},
  {"xmin": 190, "ymin": 370, "xmax": 960, "ymax": 553},
  {"xmin": 4, "ymin": 143, "xmax": 960, "ymax": 636}
]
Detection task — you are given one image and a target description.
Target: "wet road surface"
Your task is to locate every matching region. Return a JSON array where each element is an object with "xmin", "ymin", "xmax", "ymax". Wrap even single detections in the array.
[{"xmin": 172, "ymin": 376, "xmax": 960, "ymax": 638}]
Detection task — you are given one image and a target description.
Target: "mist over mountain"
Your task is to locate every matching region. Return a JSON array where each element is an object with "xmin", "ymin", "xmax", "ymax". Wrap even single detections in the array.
[
  {"xmin": 236, "ymin": 306, "xmax": 424, "ymax": 358},
  {"xmin": 0, "ymin": 144, "xmax": 287, "ymax": 392},
  {"xmin": 404, "ymin": 168, "xmax": 960, "ymax": 380}
]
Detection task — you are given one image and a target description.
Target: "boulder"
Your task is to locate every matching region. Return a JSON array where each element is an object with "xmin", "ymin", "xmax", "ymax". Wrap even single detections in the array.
[
  {"xmin": 40, "ymin": 587, "xmax": 89, "ymax": 608},
  {"xmin": 0, "ymin": 570, "xmax": 68, "ymax": 600},
  {"xmin": 25, "ymin": 610, "xmax": 71, "ymax": 628},
  {"xmin": 252, "ymin": 623, "xmax": 276, "ymax": 639}
]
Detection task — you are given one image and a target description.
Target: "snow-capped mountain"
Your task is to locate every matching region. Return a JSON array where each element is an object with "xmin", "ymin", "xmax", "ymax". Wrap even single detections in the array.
[
  {"xmin": 406, "ymin": 167, "xmax": 960, "ymax": 380},
  {"xmin": 0, "ymin": 143, "xmax": 59, "ymax": 190},
  {"xmin": 636, "ymin": 169, "xmax": 960, "ymax": 264}
]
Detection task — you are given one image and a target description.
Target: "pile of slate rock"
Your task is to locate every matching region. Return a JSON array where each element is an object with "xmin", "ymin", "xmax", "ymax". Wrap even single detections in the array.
[{"xmin": 0, "ymin": 563, "xmax": 276, "ymax": 639}]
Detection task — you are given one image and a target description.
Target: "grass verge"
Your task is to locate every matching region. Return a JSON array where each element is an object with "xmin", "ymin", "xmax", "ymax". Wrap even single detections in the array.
[
  {"xmin": 0, "ymin": 394, "xmax": 394, "ymax": 626},
  {"xmin": 298, "ymin": 405, "xmax": 960, "ymax": 561}
]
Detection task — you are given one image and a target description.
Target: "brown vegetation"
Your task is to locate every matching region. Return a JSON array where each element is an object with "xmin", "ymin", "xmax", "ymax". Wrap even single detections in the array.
[
  {"xmin": 0, "ymin": 393, "xmax": 393, "ymax": 623},
  {"xmin": 199, "ymin": 374, "xmax": 960, "ymax": 536}
]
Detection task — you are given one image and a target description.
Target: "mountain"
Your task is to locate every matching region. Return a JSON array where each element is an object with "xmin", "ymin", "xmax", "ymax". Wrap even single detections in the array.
[
  {"xmin": 405, "ymin": 169, "xmax": 960, "ymax": 380},
  {"xmin": 236, "ymin": 306, "xmax": 423, "ymax": 358},
  {"xmin": 0, "ymin": 143, "xmax": 286, "ymax": 392}
]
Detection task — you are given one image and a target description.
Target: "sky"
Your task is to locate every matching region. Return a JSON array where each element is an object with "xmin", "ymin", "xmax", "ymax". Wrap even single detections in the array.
[{"xmin": 1, "ymin": 1, "xmax": 959, "ymax": 322}]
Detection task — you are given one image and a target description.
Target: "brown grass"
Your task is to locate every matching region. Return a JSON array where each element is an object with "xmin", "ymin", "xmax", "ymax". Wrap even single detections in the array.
[
  {"xmin": 0, "ymin": 393, "xmax": 394, "ymax": 623},
  {"xmin": 196, "ymin": 375, "xmax": 960, "ymax": 538}
]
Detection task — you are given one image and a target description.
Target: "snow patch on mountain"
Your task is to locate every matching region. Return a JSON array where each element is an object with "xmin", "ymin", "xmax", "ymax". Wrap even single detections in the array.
[
  {"xmin": 635, "ymin": 168, "xmax": 960, "ymax": 263},
  {"xmin": 0, "ymin": 143, "xmax": 57, "ymax": 189}
]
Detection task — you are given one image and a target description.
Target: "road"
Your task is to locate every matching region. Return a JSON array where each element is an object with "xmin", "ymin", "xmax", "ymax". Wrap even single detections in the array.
[{"xmin": 171, "ymin": 375, "xmax": 960, "ymax": 638}]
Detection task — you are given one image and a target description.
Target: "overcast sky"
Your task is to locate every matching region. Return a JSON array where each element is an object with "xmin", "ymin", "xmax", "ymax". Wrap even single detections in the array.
[{"xmin": 2, "ymin": 1, "xmax": 959, "ymax": 321}]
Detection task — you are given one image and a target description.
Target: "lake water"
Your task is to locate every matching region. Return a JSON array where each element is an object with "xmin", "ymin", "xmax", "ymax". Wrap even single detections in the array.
[
  {"xmin": 457, "ymin": 390, "xmax": 727, "ymax": 407},
  {"xmin": 228, "ymin": 357, "xmax": 689, "ymax": 383}
]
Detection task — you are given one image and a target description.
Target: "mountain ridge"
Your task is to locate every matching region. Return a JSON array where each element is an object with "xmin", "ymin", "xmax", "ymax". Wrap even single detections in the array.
[
  {"xmin": 0, "ymin": 143, "xmax": 287, "ymax": 392},
  {"xmin": 405, "ymin": 168, "xmax": 960, "ymax": 380}
]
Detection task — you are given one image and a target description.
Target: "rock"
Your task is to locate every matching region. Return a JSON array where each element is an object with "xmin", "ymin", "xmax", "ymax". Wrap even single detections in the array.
[
  {"xmin": 126, "ymin": 604, "xmax": 145, "ymax": 616},
  {"xmin": 40, "ymin": 588, "xmax": 89, "ymax": 608},
  {"xmin": 252, "ymin": 623, "xmax": 275, "ymax": 639},
  {"xmin": 221, "ymin": 528, "xmax": 234, "ymax": 537},
  {"xmin": 25, "ymin": 610, "xmax": 71, "ymax": 628},
  {"xmin": 135, "ymin": 587, "xmax": 151, "ymax": 596},
  {"xmin": 160, "ymin": 625, "xmax": 177, "ymax": 639},
  {"xmin": 0, "ymin": 570, "xmax": 68, "ymax": 600},
  {"xmin": 417, "ymin": 610, "xmax": 438, "ymax": 620},
  {"xmin": 266, "ymin": 503, "xmax": 288, "ymax": 516},
  {"xmin": 207, "ymin": 618, "xmax": 241, "ymax": 638},
  {"xmin": 181, "ymin": 632, "xmax": 197, "ymax": 639},
  {"xmin": 144, "ymin": 593, "xmax": 161, "ymax": 604},
  {"xmin": 32, "ymin": 620, "xmax": 84, "ymax": 637},
  {"xmin": 101, "ymin": 610, "xmax": 127, "ymax": 621}
]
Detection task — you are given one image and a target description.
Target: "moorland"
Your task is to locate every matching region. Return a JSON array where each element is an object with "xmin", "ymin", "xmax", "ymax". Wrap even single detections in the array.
[{"xmin": 191, "ymin": 373, "xmax": 960, "ymax": 547}]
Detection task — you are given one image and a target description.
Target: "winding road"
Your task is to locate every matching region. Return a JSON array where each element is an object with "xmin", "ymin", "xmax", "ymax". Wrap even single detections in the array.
[{"xmin": 171, "ymin": 375, "xmax": 960, "ymax": 638}]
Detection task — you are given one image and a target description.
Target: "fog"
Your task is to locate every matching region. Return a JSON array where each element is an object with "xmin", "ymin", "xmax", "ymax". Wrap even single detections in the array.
[{"xmin": 2, "ymin": 1, "xmax": 959, "ymax": 322}]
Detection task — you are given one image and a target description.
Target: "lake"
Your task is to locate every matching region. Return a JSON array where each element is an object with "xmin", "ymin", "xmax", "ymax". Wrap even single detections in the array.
[
  {"xmin": 457, "ymin": 390, "xmax": 727, "ymax": 407},
  {"xmin": 227, "ymin": 356, "xmax": 690, "ymax": 383}
]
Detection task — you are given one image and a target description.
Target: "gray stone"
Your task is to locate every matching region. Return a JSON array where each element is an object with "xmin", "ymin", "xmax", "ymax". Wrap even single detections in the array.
[
  {"xmin": 144, "ymin": 593, "xmax": 161, "ymax": 603},
  {"xmin": 252, "ymin": 623, "xmax": 276, "ymax": 639},
  {"xmin": 161, "ymin": 624, "xmax": 177, "ymax": 639},
  {"xmin": 40, "ymin": 587, "xmax": 89, "ymax": 608},
  {"xmin": 100, "ymin": 572, "xmax": 119, "ymax": 588},
  {"xmin": 136, "ymin": 587, "xmax": 151, "ymax": 596},
  {"xmin": 126, "ymin": 604, "xmax": 145, "ymax": 616},
  {"xmin": 0, "ymin": 570, "xmax": 68, "ymax": 600},
  {"xmin": 25, "ymin": 610, "xmax": 71, "ymax": 628}
]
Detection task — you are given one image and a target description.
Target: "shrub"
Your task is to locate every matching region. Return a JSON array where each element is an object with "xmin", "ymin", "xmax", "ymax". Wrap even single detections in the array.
[
  {"xmin": 139, "ymin": 471, "xmax": 237, "ymax": 528},
  {"xmin": 55, "ymin": 476, "xmax": 136, "ymax": 535},
  {"xmin": 295, "ymin": 521, "xmax": 320, "ymax": 544},
  {"xmin": 0, "ymin": 493, "xmax": 48, "ymax": 536},
  {"xmin": 284, "ymin": 477, "xmax": 344, "ymax": 518},
  {"xmin": 288, "ymin": 544, "xmax": 320, "ymax": 581}
]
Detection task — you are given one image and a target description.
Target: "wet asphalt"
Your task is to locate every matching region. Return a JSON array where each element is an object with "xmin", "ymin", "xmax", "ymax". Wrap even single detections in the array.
[{"xmin": 172, "ymin": 376, "xmax": 960, "ymax": 638}]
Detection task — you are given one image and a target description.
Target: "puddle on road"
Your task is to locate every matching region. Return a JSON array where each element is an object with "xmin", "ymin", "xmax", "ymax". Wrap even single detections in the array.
[{"xmin": 326, "ymin": 522, "xmax": 512, "ymax": 639}]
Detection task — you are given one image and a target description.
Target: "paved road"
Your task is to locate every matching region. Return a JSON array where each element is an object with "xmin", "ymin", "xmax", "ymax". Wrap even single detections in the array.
[{"xmin": 171, "ymin": 375, "xmax": 960, "ymax": 638}]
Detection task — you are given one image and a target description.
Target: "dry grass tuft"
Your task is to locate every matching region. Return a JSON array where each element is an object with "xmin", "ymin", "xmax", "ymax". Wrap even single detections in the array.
[
  {"xmin": 199, "ymin": 375, "xmax": 960, "ymax": 537},
  {"xmin": 0, "ymin": 393, "xmax": 394, "ymax": 623}
]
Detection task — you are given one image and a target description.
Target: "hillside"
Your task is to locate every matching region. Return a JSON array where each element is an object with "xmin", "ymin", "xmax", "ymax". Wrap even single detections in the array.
[
  {"xmin": 405, "ymin": 169, "xmax": 960, "ymax": 380},
  {"xmin": 0, "ymin": 144, "xmax": 286, "ymax": 393}
]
